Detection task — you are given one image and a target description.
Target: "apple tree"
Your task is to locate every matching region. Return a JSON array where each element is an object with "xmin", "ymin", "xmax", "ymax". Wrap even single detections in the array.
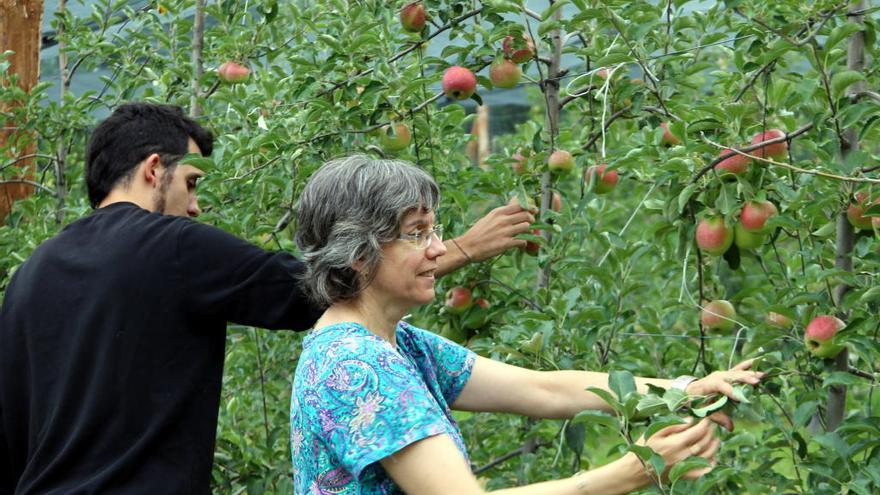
[{"xmin": 1, "ymin": 0, "xmax": 879, "ymax": 493}]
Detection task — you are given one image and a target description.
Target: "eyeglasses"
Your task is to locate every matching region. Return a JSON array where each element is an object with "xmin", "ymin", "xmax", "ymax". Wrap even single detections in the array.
[{"xmin": 398, "ymin": 224, "xmax": 443, "ymax": 249}]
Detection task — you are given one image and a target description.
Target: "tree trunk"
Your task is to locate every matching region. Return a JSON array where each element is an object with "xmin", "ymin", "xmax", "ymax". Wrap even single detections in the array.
[
  {"xmin": 826, "ymin": 0, "xmax": 867, "ymax": 432},
  {"xmin": 0, "ymin": 0, "xmax": 44, "ymax": 224},
  {"xmin": 55, "ymin": 0, "xmax": 69, "ymax": 224},
  {"xmin": 538, "ymin": 6, "xmax": 563, "ymax": 289},
  {"xmin": 190, "ymin": 0, "xmax": 205, "ymax": 117}
]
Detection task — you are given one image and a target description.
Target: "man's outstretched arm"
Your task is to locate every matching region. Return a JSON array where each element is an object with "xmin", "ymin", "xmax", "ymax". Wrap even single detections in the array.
[{"xmin": 437, "ymin": 202, "xmax": 536, "ymax": 277}]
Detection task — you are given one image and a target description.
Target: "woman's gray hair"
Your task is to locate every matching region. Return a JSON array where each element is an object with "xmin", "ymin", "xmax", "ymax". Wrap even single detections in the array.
[{"xmin": 295, "ymin": 155, "xmax": 440, "ymax": 307}]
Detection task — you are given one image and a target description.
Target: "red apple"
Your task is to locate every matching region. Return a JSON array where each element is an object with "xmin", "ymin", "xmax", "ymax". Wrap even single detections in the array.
[
  {"xmin": 502, "ymin": 35, "xmax": 535, "ymax": 64},
  {"xmin": 766, "ymin": 311, "xmax": 794, "ymax": 329},
  {"xmin": 750, "ymin": 129, "xmax": 788, "ymax": 160},
  {"xmin": 551, "ymin": 192, "xmax": 562, "ymax": 213},
  {"xmin": 585, "ymin": 164, "xmax": 619, "ymax": 194},
  {"xmin": 511, "ymin": 150, "xmax": 530, "ymax": 174},
  {"xmin": 696, "ymin": 216, "xmax": 733, "ymax": 255},
  {"xmin": 804, "ymin": 315, "xmax": 845, "ymax": 359},
  {"xmin": 378, "ymin": 123, "xmax": 411, "ymax": 151},
  {"xmin": 847, "ymin": 191, "xmax": 875, "ymax": 230},
  {"xmin": 660, "ymin": 122, "xmax": 681, "ymax": 146},
  {"xmin": 701, "ymin": 300, "xmax": 736, "ymax": 332},
  {"xmin": 596, "ymin": 67, "xmax": 612, "ymax": 80},
  {"xmin": 442, "ymin": 66, "xmax": 477, "ymax": 100},
  {"xmin": 715, "ymin": 148, "xmax": 750, "ymax": 176},
  {"xmin": 489, "ymin": 57, "xmax": 522, "ymax": 89},
  {"xmin": 399, "ymin": 2, "xmax": 426, "ymax": 32},
  {"xmin": 475, "ymin": 298, "xmax": 490, "ymax": 310},
  {"xmin": 740, "ymin": 200, "xmax": 778, "ymax": 233},
  {"xmin": 445, "ymin": 287, "xmax": 473, "ymax": 313},
  {"xmin": 548, "ymin": 150, "xmax": 574, "ymax": 173},
  {"xmin": 523, "ymin": 229, "xmax": 542, "ymax": 256},
  {"xmin": 218, "ymin": 61, "xmax": 249, "ymax": 83}
]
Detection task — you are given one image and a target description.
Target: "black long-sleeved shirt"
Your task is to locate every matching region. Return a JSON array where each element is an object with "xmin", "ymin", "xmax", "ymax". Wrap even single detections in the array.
[{"xmin": 0, "ymin": 202, "xmax": 320, "ymax": 494}]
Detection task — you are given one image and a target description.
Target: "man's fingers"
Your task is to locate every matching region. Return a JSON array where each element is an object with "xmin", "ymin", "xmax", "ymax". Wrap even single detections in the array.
[
  {"xmin": 508, "ymin": 221, "xmax": 535, "ymax": 235},
  {"xmin": 505, "ymin": 210, "xmax": 536, "ymax": 225},
  {"xmin": 502, "ymin": 200, "xmax": 537, "ymax": 215}
]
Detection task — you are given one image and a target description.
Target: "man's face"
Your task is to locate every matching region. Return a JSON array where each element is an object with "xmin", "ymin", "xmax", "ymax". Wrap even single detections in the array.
[{"xmin": 153, "ymin": 139, "xmax": 205, "ymax": 217}]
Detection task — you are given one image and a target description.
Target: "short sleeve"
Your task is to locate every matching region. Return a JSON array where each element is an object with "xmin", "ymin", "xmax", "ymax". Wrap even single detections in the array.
[
  {"xmin": 300, "ymin": 334, "xmax": 452, "ymax": 478},
  {"xmin": 400, "ymin": 324, "xmax": 476, "ymax": 406}
]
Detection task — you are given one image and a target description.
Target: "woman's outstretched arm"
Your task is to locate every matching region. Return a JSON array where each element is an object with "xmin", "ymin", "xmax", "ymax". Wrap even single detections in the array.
[
  {"xmin": 381, "ymin": 418, "xmax": 720, "ymax": 495},
  {"xmin": 452, "ymin": 356, "xmax": 764, "ymax": 423}
]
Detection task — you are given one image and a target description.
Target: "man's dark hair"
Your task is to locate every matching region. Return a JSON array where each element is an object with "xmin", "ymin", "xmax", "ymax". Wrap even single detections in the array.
[{"xmin": 85, "ymin": 102, "xmax": 214, "ymax": 208}]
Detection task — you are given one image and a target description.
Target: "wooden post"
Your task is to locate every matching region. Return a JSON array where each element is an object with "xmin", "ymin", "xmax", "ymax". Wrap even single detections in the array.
[
  {"xmin": 0, "ymin": 0, "xmax": 44, "ymax": 223},
  {"xmin": 465, "ymin": 105, "xmax": 490, "ymax": 168}
]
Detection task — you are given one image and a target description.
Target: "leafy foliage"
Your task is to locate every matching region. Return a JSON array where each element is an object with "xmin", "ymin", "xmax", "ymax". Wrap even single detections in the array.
[{"xmin": 2, "ymin": 0, "xmax": 879, "ymax": 493}]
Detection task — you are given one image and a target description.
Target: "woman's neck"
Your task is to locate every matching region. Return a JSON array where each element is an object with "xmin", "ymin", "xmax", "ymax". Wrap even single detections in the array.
[{"xmin": 316, "ymin": 293, "xmax": 406, "ymax": 345}]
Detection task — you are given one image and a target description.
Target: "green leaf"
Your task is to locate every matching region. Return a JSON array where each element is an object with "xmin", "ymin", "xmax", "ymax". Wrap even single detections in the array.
[
  {"xmin": 811, "ymin": 432, "xmax": 850, "ymax": 460},
  {"xmin": 669, "ymin": 456, "xmax": 711, "ymax": 484},
  {"xmin": 586, "ymin": 387, "xmax": 623, "ymax": 414},
  {"xmin": 540, "ymin": 0, "xmax": 569, "ymax": 20},
  {"xmin": 564, "ymin": 421, "xmax": 586, "ymax": 459},
  {"xmin": 573, "ymin": 409, "xmax": 620, "ymax": 429},
  {"xmin": 644, "ymin": 416, "xmax": 688, "ymax": 441},
  {"xmin": 678, "ymin": 184, "xmax": 697, "ymax": 214},
  {"xmin": 180, "ymin": 154, "xmax": 216, "ymax": 171},
  {"xmin": 823, "ymin": 371, "xmax": 864, "ymax": 387},
  {"xmin": 609, "ymin": 370, "xmax": 637, "ymax": 401},
  {"xmin": 730, "ymin": 385, "xmax": 750, "ymax": 404},
  {"xmin": 691, "ymin": 395, "xmax": 728, "ymax": 417},
  {"xmin": 636, "ymin": 395, "xmax": 668, "ymax": 417},
  {"xmin": 628, "ymin": 445, "xmax": 666, "ymax": 479},
  {"xmin": 793, "ymin": 401, "xmax": 818, "ymax": 428},
  {"xmin": 663, "ymin": 388, "xmax": 689, "ymax": 411},
  {"xmin": 860, "ymin": 286, "xmax": 880, "ymax": 303},
  {"xmin": 831, "ymin": 70, "xmax": 865, "ymax": 100},
  {"xmin": 825, "ymin": 23, "xmax": 864, "ymax": 53},
  {"xmin": 811, "ymin": 222, "xmax": 836, "ymax": 237}
]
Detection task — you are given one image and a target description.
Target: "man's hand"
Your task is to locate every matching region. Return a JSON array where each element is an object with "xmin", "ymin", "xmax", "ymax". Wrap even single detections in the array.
[
  {"xmin": 437, "ymin": 201, "xmax": 536, "ymax": 277},
  {"xmin": 455, "ymin": 201, "xmax": 537, "ymax": 262}
]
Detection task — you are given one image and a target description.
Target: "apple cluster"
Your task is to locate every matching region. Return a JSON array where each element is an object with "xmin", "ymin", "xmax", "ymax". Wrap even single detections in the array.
[{"xmin": 695, "ymin": 129, "xmax": 789, "ymax": 257}]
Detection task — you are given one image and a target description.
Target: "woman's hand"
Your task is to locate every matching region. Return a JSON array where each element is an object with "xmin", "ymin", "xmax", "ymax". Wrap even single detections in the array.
[
  {"xmin": 686, "ymin": 359, "xmax": 765, "ymax": 402},
  {"xmin": 641, "ymin": 417, "xmax": 721, "ymax": 481}
]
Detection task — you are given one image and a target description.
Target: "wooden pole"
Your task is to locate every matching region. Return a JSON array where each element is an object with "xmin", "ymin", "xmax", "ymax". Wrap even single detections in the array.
[{"xmin": 0, "ymin": 0, "xmax": 44, "ymax": 224}]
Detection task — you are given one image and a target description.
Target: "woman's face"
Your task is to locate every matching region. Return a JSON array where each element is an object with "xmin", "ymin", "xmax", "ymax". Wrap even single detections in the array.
[{"xmin": 365, "ymin": 208, "xmax": 447, "ymax": 312}]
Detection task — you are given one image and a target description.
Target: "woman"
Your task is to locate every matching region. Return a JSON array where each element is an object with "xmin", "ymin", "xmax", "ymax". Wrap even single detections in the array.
[{"xmin": 291, "ymin": 155, "xmax": 764, "ymax": 494}]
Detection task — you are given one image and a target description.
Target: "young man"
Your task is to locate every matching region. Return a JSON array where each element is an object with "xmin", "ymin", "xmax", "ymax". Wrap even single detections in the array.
[{"xmin": 0, "ymin": 103, "xmax": 535, "ymax": 494}]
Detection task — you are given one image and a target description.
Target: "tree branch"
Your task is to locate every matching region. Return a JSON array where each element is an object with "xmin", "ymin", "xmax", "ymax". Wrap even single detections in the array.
[
  {"xmin": 581, "ymin": 106, "xmax": 633, "ymax": 150},
  {"xmin": 688, "ymin": 124, "xmax": 813, "ymax": 184},
  {"xmin": 0, "ymin": 179, "xmax": 55, "ymax": 195},
  {"xmin": 317, "ymin": 8, "xmax": 483, "ymax": 97}
]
